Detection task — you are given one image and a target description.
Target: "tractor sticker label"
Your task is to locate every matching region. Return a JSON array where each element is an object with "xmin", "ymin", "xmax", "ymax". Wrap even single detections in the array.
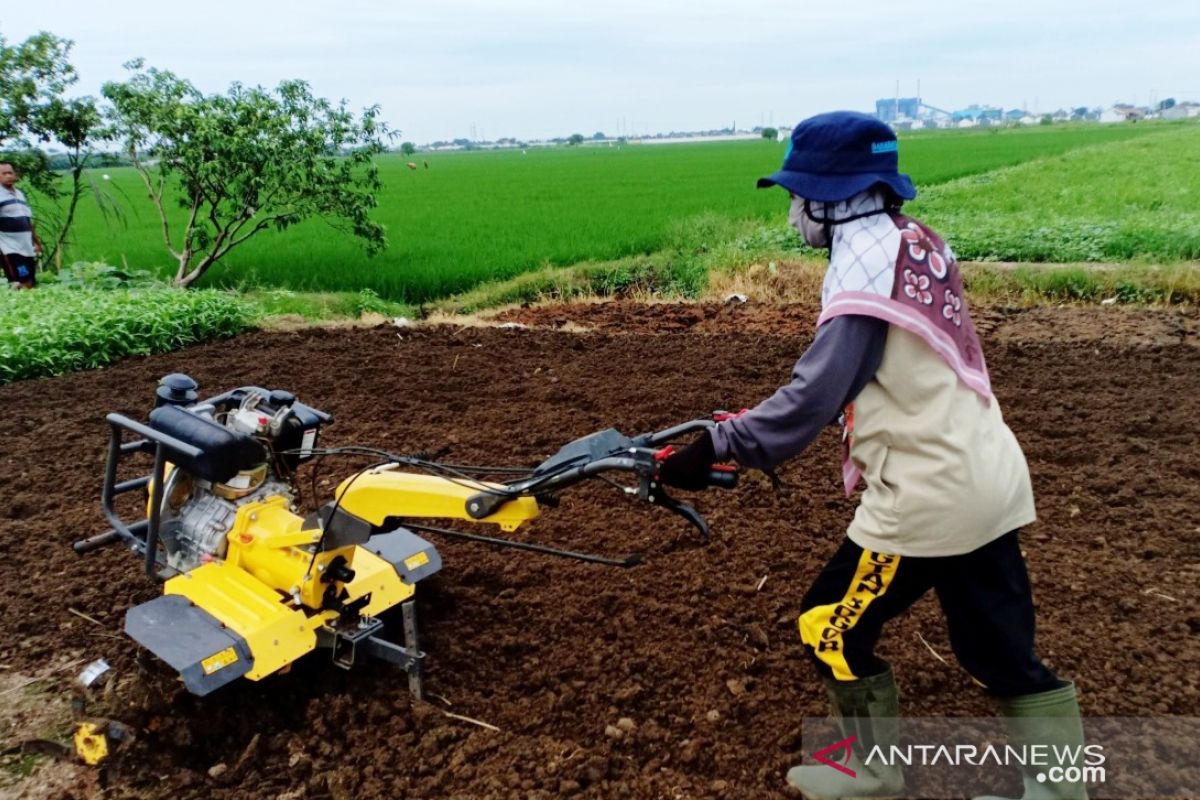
[
  {"xmin": 300, "ymin": 428, "xmax": 317, "ymax": 457},
  {"xmin": 201, "ymin": 647, "xmax": 239, "ymax": 675},
  {"xmin": 404, "ymin": 551, "xmax": 430, "ymax": 571}
]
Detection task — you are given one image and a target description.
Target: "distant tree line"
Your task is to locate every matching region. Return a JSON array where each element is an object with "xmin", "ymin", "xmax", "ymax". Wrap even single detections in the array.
[{"xmin": 43, "ymin": 151, "xmax": 132, "ymax": 170}]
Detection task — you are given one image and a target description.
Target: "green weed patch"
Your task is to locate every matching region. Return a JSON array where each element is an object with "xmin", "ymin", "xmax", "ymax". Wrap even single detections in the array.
[{"xmin": 0, "ymin": 284, "xmax": 256, "ymax": 383}]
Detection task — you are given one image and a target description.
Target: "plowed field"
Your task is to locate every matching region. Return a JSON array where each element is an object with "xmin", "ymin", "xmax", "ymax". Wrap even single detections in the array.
[{"xmin": 1, "ymin": 300, "xmax": 1197, "ymax": 799}]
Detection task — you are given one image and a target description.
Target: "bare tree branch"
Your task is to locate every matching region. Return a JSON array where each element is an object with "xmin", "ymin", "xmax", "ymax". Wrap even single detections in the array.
[{"xmin": 130, "ymin": 152, "xmax": 180, "ymax": 262}]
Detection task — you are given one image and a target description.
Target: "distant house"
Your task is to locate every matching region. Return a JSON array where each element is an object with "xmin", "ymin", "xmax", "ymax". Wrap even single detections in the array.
[
  {"xmin": 1100, "ymin": 105, "xmax": 1143, "ymax": 123},
  {"xmin": 952, "ymin": 104, "xmax": 1004, "ymax": 123},
  {"xmin": 1160, "ymin": 104, "xmax": 1199, "ymax": 120}
]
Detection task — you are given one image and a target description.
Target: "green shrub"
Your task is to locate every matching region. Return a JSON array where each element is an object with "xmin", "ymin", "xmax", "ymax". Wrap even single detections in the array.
[{"xmin": 0, "ymin": 284, "xmax": 257, "ymax": 383}]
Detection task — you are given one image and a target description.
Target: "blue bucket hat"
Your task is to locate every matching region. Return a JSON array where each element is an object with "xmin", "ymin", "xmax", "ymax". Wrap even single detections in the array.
[{"xmin": 758, "ymin": 111, "xmax": 916, "ymax": 202}]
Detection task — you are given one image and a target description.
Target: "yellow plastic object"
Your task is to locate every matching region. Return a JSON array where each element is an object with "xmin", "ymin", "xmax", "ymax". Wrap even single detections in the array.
[
  {"xmin": 164, "ymin": 560, "xmax": 318, "ymax": 680},
  {"xmin": 163, "ymin": 496, "xmax": 420, "ymax": 681},
  {"xmin": 74, "ymin": 722, "xmax": 108, "ymax": 766},
  {"xmin": 223, "ymin": 496, "xmax": 332, "ymax": 610},
  {"xmin": 335, "ymin": 470, "xmax": 539, "ymax": 532},
  {"xmin": 343, "ymin": 546, "xmax": 414, "ymax": 618}
]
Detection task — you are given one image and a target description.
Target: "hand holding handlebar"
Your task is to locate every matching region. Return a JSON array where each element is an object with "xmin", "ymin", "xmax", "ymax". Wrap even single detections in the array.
[
  {"xmin": 656, "ymin": 431, "xmax": 722, "ymax": 491},
  {"xmin": 705, "ymin": 464, "xmax": 739, "ymax": 490},
  {"xmin": 465, "ymin": 415, "xmax": 739, "ymax": 542}
]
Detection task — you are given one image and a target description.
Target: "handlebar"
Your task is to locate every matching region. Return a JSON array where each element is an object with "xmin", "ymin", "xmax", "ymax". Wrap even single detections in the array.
[
  {"xmin": 706, "ymin": 465, "xmax": 739, "ymax": 490},
  {"xmin": 464, "ymin": 415, "xmax": 739, "ymax": 542},
  {"xmin": 630, "ymin": 417, "xmax": 718, "ymax": 447}
]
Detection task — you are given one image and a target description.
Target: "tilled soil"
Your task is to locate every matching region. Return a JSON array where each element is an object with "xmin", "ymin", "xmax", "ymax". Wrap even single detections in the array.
[{"xmin": 0, "ymin": 300, "xmax": 1197, "ymax": 799}]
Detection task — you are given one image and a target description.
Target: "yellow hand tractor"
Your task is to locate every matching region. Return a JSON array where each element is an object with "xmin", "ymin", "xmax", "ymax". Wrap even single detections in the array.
[{"xmin": 75, "ymin": 374, "xmax": 737, "ymax": 699}]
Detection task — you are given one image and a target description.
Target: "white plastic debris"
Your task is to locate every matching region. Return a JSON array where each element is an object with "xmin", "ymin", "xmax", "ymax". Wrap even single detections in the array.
[
  {"xmin": 393, "ymin": 317, "xmax": 415, "ymax": 328},
  {"xmin": 1100, "ymin": 297, "xmax": 1118, "ymax": 306},
  {"xmin": 78, "ymin": 658, "xmax": 112, "ymax": 688},
  {"xmin": 724, "ymin": 293, "xmax": 748, "ymax": 304},
  {"xmin": 497, "ymin": 322, "xmax": 529, "ymax": 330}
]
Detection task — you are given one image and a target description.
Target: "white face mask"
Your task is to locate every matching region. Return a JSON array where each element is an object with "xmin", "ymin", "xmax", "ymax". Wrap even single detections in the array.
[
  {"xmin": 789, "ymin": 196, "xmax": 830, "ymax": 248},
  {"xmin": 787, "ymin": 195, "xmax": 805, "ymax": 232}
]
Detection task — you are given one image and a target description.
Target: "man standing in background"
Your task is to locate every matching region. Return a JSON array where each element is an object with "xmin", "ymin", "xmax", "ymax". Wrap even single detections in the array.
[{"xmin": 0, "ymin": 161, "xmax": 43, "ymax": 289}]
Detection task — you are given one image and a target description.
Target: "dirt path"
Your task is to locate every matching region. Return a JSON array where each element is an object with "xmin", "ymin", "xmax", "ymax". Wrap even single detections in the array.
[{"xmin": 0, "ymin": 301, "xmax": 1197, "ymax": 799}]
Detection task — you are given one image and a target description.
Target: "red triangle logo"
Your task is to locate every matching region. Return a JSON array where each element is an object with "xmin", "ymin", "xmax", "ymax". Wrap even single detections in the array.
[{"xmin": 812, "ymin": 735, "xmax": 857, "ymax": 777}]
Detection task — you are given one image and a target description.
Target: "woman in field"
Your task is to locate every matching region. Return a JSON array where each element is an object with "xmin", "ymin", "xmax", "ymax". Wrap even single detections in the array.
[{"xmin": 658, "ymin": 110, "xmax": 1087, "ymax": 800}]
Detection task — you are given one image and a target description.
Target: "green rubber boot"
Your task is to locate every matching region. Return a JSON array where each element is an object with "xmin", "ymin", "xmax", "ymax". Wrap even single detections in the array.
[
  {"xmin": 975, "ymin": 682, "xmax": 1088, "ymax": 800},
  {"xmin": 786, "ymin": 667, "xmax": 904, "ymax": 800}
]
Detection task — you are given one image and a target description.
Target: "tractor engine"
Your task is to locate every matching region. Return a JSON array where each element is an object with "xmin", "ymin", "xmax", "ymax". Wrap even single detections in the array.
[
  {"xmin": 159, "ymin": 469, "xmax": 295, "ymax": 572},
  {"xmin": 149, "ymin": 374, "xmax": 328, "ymax": 573}
]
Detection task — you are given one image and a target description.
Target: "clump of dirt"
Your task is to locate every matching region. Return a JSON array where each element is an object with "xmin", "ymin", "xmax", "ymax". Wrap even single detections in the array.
[{"xmin": 0, "ymin": 300, "xmax": 1196, "ymax": 798}]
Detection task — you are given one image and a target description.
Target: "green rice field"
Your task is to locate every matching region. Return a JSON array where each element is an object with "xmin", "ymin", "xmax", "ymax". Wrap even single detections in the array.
[
  {"xmin": 909, "ymin": 125, "xmax": 1200, "ymax": 262},
  {"xmin": 52, "ymin": 121, "xmax": 1195, "ymax": 302}
]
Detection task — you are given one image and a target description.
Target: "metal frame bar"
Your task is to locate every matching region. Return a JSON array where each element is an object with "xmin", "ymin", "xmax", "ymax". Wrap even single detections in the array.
[
  {"xmin": 77, "ymin": 413, "xmax": 204, "ymax": 578},
  {"xmin": 315, "ymin": 601, "xmax": 428, "ymax": 700}
]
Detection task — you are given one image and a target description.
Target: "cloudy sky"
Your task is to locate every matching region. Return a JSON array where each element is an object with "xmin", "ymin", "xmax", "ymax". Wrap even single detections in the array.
[{"xmin": 4, "ymin": 0, "xmax": 1198, "ymax": 143}]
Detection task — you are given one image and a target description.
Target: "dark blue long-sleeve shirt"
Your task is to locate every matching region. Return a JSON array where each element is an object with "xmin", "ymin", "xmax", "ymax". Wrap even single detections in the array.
[{"xmin": 710, "ymin": 315, "xmax": 888, "ymax": 470}]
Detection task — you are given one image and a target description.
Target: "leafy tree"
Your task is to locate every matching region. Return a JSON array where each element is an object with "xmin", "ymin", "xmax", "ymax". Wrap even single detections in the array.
[
  {"xmin": 0, "ymin": 31, "xmax": 103, "ymax": 266},
  {"xmin": 761, "ymin": 127, "xmax": 778, "ymax": 141},
  {"xmin": 400, "ymin": 141, "xmax": 416, "ymax": 156},
  {"xmin": 104, "ymin": 61, "xmax": 391, "ymax": 287},
  {"xmin": 567, "ymin": 133, "xmax": 585, "ymax": 146},
  {"xmin": 1158, "ymin": 98, "xmax": 1176, "ymax": 111},
  {"xmin": 35, "ymin": 96, "xmax": 104, "ymax": 265},
  {"xmin": 0, "ymin": 32, "xmax": 77, "ymax": 145},
  {"xmin": 592, "ymin": 131, "xmax": 605, "ymax": 140}
]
